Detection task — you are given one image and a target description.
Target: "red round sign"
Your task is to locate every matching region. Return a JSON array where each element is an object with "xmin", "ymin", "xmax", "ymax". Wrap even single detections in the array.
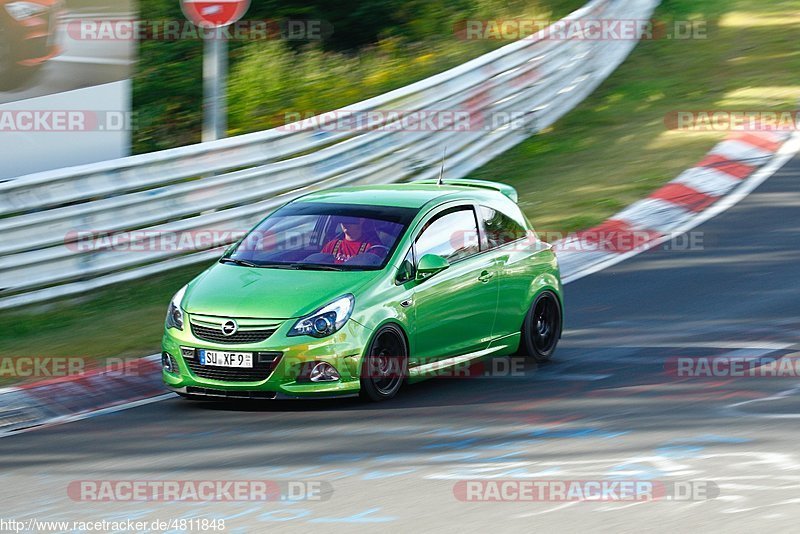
[{"xmin": 181, "ymin": 0, "xmax": 251, "ymax": 28}]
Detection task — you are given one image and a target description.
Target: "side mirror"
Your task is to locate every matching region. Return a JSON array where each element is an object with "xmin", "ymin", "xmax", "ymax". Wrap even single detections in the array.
[{"xmin": 416, "ymin": 254, "xmax": 450, "ymax": 280}]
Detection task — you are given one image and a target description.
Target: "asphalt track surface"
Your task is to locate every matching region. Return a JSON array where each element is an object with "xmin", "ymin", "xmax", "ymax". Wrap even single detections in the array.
[{"xmin": 2, "ymin": 155, "xmax": 800, "ymax": 533}]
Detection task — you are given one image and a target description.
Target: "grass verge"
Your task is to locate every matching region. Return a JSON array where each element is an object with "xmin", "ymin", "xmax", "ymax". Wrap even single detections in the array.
[{"xmin": 469, "ymin": 0, "xmax": 800, "ymax": 233}]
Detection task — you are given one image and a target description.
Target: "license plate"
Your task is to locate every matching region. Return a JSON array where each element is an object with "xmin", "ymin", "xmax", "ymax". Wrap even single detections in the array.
[{"xmin": 199, "ymin": 350, "xmax": 253, "ymax": 368}]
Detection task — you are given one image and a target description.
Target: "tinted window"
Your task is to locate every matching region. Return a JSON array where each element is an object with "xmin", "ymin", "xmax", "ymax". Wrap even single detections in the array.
[
  {"xmin": 229, "ymin": 203, "xmax": 417, "ymax": 270},
  {"xmin": 478, "ymin": 206, "xmax": 527, "ymax": 249},
  {"xmin": 416, "ymin": 208, "xmax": 480, "ymax": 263}
]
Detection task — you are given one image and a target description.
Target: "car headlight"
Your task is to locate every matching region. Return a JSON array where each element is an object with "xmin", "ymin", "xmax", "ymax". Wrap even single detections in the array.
[
  {"xmin": 165, "ymin": 285, "xmax": 187, "ymax": 330},
  {"xmin": 4, "ymin": 1, "xmax": 48, "ymax": 21},
  {"xmin": 288, "ymin": 294, "xmax": 354, "ymax": 338}
]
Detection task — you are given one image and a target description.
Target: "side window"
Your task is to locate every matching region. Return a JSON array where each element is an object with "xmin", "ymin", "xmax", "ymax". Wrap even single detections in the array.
[
  {"xmin": 478, "ymin": 206, "xmax": 527, "ymax": 250},
  {"xmin": 416, "ymin": 208, "xmax": 480, "ymax": 263},
  {"xmin": 396, "ymin": 248, "xmax": 416, "ymax": 284}
]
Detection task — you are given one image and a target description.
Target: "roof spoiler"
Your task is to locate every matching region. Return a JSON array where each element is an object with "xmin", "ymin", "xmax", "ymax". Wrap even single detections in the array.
[{"xmin": 416, "ymin": 178, "xmax": 519, "ymax": 203}]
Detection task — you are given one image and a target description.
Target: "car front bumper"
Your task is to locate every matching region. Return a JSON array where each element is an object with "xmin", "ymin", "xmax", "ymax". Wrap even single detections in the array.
[{"xmin": 161, "ymin": 317, "xmax": 371, "ymax": 398}]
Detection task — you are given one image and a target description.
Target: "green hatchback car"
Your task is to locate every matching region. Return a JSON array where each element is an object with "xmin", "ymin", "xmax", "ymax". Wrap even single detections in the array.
[{"xmin": 162, "ymin": 179, "xmax": 563, "ymax": 401}]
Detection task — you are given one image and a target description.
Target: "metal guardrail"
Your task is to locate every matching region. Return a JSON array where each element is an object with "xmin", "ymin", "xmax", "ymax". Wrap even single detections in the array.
[{"xmin": 0, "ymin": 0, "xmax": 659, "ymax": 309}]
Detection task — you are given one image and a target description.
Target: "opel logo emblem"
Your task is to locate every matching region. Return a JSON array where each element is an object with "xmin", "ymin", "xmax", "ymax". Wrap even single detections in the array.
[{"xmin": 221, "ymin": 320, "xmax": 238, "ymax": 336}]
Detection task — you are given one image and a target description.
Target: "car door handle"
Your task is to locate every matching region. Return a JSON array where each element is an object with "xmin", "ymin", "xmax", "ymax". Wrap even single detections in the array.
[{"xmin": 478, "ymin": 270, "xmax": 494, "ymax": 283}]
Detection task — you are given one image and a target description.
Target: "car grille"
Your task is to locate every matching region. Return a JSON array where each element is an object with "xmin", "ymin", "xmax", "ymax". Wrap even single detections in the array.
[
  {"xmin": 190, "ymin": 323, "xmax": 277, "ymax": 344},
  {"xmin": 184, "ymin": 351, "xmax": 282, "ymax": 382}
]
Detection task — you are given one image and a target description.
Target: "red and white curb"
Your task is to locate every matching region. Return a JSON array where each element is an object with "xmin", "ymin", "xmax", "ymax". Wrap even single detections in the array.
[
  {"xmin": 0, "ymin": 354, "xmax": 165, "ymax": 437},
  {"xmin": 555, "ymin": 130, "xmax": 800, "ymax": 282},
  {"xmin": 1, "ymin": 131, "xmax": 799, "ymax": 437}
]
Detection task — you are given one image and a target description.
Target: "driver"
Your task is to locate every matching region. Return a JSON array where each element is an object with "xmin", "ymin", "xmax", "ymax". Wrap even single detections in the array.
[{"xmin": 322, "ymin": 217, "xmax": 380, "ymax": 264}]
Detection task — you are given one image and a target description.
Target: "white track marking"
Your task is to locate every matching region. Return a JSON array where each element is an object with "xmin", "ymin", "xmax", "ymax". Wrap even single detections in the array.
[
  {"xmin": 710, "ymin": 140, "xmax": 773, "ymax": 163},
  {"xmin": 513, "ymin": 502, "xmax": 580, "ymax": 517},
  {"xmin": 0, "ymin": 394, "xmax": 175, "ymax": 439},
  {"xmin": 674, "ymin": 167, "xmax": 739, "ymax": 196},
  {"xmin": 58, "ymin": 11, "xmax": 137, "ymax": 20},
  {"xmin": 50, "ymin": 56, "xmax": 134, "ymax": 66},
  {"xmin": 562, "ymin": 340, "xmax": 795, "ymax": 350},
  {"xmin": 612, "ymin": 197, "xmax": 690, "ymax": 231},
  {"xmin": 537, "ymin": 373, "xmax": 612, "ymax": 381}
]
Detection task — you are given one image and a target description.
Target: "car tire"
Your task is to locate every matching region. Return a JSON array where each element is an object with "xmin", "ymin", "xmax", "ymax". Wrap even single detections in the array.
[
  {"xmin": 359, "ymin": 324, "xmax": 408, "ymax": 402},
  {"xmin": 519, "ymin": 291, "xmax": 562, "ymax": 362}
]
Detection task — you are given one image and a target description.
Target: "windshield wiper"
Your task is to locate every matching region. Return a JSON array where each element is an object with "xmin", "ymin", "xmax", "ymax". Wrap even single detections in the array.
[
  {"xmin": 287, "ymin": 263, "xmax": 344, "ymax": 271},
  {"xmin": 221, "ymin": 258, "xmax": 345, "ymax": 271},
  {"xmin": 220, "ymin": 257, "xmax": 259, "ymax": 268}
]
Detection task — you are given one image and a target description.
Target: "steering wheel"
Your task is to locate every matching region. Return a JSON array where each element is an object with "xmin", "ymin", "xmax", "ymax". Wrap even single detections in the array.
[{"xmin": 369, "ymin": 245, "xmax": 390, "ymax": 256}]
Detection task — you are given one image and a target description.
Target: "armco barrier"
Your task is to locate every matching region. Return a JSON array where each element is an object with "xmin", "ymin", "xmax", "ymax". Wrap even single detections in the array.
[{"xmin": 0, "ymin": 0, "xmax": 660, "ymax": 309}]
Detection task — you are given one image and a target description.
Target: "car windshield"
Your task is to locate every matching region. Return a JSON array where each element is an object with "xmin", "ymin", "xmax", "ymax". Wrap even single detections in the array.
[{"xmin": 225, "ymin": 202, "xmax": 418, "ymax": 270}]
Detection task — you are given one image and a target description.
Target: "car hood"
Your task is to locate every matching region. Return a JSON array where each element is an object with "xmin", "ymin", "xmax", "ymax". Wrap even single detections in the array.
[{"xmin": 183, "ymin": 262, "xmax": 380, "ymax": 319}]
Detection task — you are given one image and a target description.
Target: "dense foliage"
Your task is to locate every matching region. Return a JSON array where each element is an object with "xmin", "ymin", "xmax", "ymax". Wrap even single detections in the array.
[{"xmin": 132, "ymin": 0, "xmax": 581, "ymax": 153}]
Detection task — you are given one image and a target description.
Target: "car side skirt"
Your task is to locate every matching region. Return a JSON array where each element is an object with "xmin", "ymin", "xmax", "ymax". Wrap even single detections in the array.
[{"xmin": 406, "ymin": 342, "xmax": 515, "ymax": 383}]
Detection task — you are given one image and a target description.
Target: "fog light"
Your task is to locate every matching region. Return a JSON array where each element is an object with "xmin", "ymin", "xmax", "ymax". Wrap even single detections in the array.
[
  {"xmin": 161, "ymin": 352, "xmax": 178, "ymax": 374},
  {"xmin": 309, "ymin": 362, "xmax": 340, "ymax": 382}
]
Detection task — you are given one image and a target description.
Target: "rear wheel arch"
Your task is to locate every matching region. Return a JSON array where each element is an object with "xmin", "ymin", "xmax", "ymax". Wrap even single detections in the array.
[
  {"xmin": 519, "ymin": 289, "xmax": 563, "ymax": 362},
  {"xmin": 525, "ymin": 272, "xmax": 563, "ymax": 329}
]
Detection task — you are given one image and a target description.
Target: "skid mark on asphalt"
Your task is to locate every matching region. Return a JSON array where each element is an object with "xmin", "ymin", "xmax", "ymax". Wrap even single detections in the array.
[
  {"xmin": 513, "ymin": 502, "xmax": 580, "ymax": 517},
  {"xmin": 723, "ymin": 383, "xmax": 800, "ymax": 419}
]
